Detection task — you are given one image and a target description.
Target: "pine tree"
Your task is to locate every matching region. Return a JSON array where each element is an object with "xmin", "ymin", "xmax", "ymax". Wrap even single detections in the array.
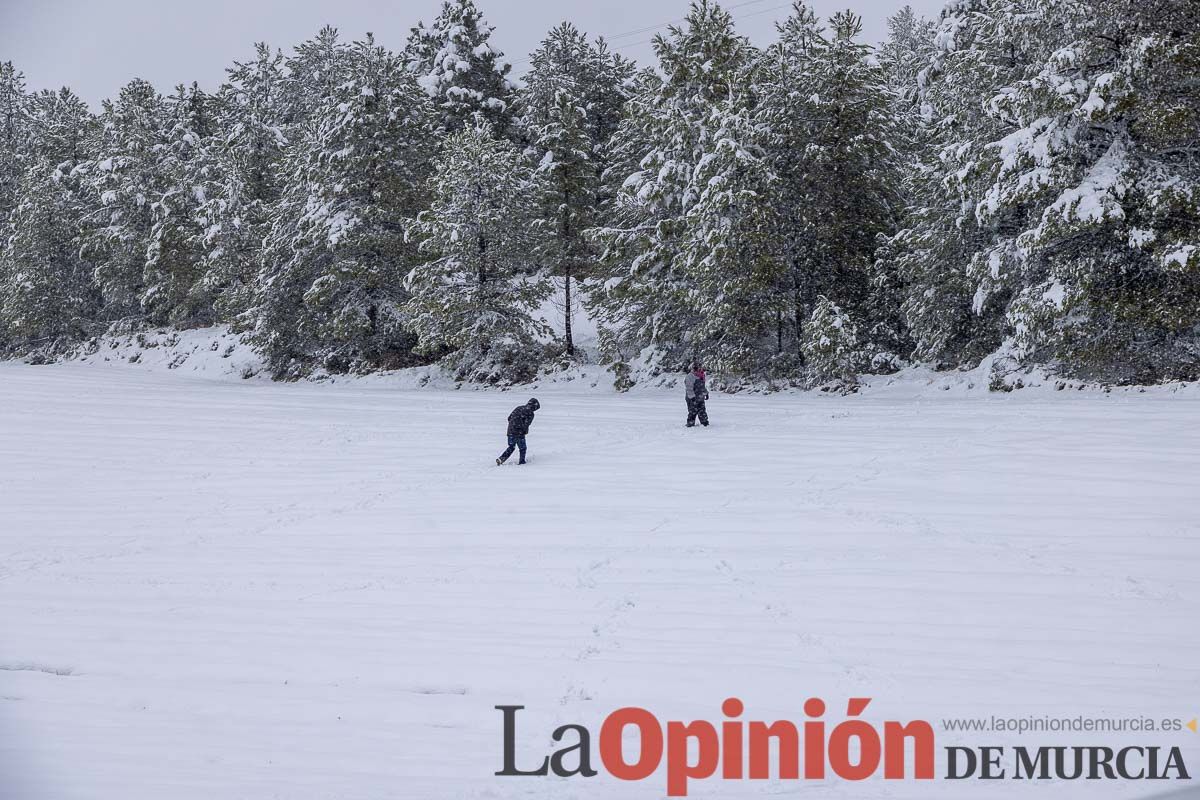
[
  {"xmin": 758, "ymin": 5, "xmax": 901, "ymax": 371},
  {"xmin": 84, "ymin": 78, "xmax": 164, "ymax": 323},
  {"xmin": 282, "ymin": 26, "xmax": 351, "ymax": 132},
  {"xmin": 404, "ymin": 123, "xmax": 549, "ymax": 382},
  {"xmin": 519, "ymin": 23, "xmax": 634, "ymax": 357},
  {"xmin": 683, "ymin": 98, "xmax": 785, "ymax": 375},
  {"xmin": 223, "ymin": 44, "xmax": 290, "ymax": 204},
  {"xmin": 971, "ymin": 0, "xmax": 1200, "ymax": 381},
  {"xmin": 884, "ymin": 0, "xmax": 1034, "ymax": 368},
  {"xmin": 801, "ymin": 296, "xmax": 862, "ymax": 386},
  {"xmin": 0, "ymin": 62, "xmax": 30, "ymax": 231},
  {"xmin": 531, "ymin": 89, "xmax": 595, "ymax": 356},
  {"xmin": 863, "ymin": 7, "xmax": 936, "ymax": 370},
  {"xmin": 254, "ymin": 37, "xmax": 438, "ymax": 377},
  {"xmin": 876, "ymin": 6, "xmax": 936, "ymax": 208},
  {"xmin": 199, "ymin": 44, "xmax": 291, "ymax": 322},
  {"xmin": 877, "ymin": 6, "xmax": 936, "ymax": 117},
  {"xmin": 582, "ymin": 39, "xmax": 637, "ymax": 163},
  {"xmin": 592, "ymin": 0, "xmax": 771, "ymax": 378},
  {"xmin": 143, "ymin": 83, "xmax": 215, "ymax": 326},
  {"xmin": 517, "ymin": 24, "xmax": 635, "ymax": 150},
  {"xmin": 404, "ymin": 0, "xmax": 514, "ymax": 134},
  {"xmin": 0, "ymin": 89, "xmax": 99, "ymax": 351},
  {"xmin": 0, "ymin": 62, "xmax": 31, "ymax": 353}
]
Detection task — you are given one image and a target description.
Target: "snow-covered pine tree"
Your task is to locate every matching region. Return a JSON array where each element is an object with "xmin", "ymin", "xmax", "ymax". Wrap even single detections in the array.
[
  {"xmin": 801, "ymin": 295, "xmax": 863, "ymax": 386},
  {"xmin": 582, "ymin": 39, "xmax": 637, "ymax": 165},
  {"xmin": 591, "ymin": 0, "xmax": 771, "ymax": 378},
  {"xmin": 192, "ymin": 159, "xmax": 258, "ymax": 325},
  {"xmin": 971, "ymin": 0, "xmax": 1200, "ymax": 382},
  {"xmin": 876, "ymin": 6, "xmax": 936, "ymax": 206},
  {"xmin": 877, "ymin": 6, "xmax": 936, "ymax": 119},
  {"xmin": 867, "ymin": 6, "xmax": 936, "ymax": 369},
  {"xmin": 530, "ymin": 89, "xmax": 595, "ymax": 357},
  {"xmin": 517, "ymin": 24, "xmax": 635, "ymax": 151},
  {"xmin": 404, "ymin": 0, "xmax": 514, "ymax": 135},
  {"xmin": 0, "ymin": 62, "xmax": 31, "ymax": 353},
  {"xmin": 198, "ymin": 44, "xmax": 290, "ymax": 322},
  {"xmin": 518, "ymin": 23, "xmax": 634, "ymax": 357},
  {"xmin": 404, "ymin": 122, "xmax": 550, "ymax": 382},
  {"xmin": 758, "ymin": 6, "xmax": 901, "ymax": 373},
  {"xmin": 223, "ymin": 45, "xmax": 290, "ymax": 205},
  {"xmin": 0, "ymin": 89, "xmax": 100, "ymax": 352},
  {"xmin": 253, "ymin": 37, "xmax": 438, "ymax": 378},
  {"xmin": 142, "ymin": 83, "xmax": 215, "ymax": 326},
  {"xmin": 282, "ymin": 26, "xmax": 351, "ymax": 132},
  {"xmin": 0, "ymin": 62, "xmax": 31, "ymax": 233},
  {"xmin": 84, "ymin": 78, "xmax": 164, "ymax": 324},
  {"xmin": 683, "ymin": 97, "xmax": 786, "ymax": 376},
  {"xmin": 883, "ymin": 0, "xmax": 1034, "ymax": 368},
  {"xmin": 756, "ymin": 4, "xmax": 833, "ymax": 355},
  {"xmin": 516, "ymin": 22, "xmax": 592, "ymax": 115}
]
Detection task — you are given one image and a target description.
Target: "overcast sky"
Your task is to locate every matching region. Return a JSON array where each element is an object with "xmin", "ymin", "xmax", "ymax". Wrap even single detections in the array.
[{"xmin": 1, "ymin": 0, "xmax": 946, "ymax": 107}]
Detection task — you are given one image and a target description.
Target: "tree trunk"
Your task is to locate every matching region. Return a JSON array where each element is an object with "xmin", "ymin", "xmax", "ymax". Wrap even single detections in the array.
[
  {"xmin": 477, "ymin": 233, "xmax": 488, "ymax": 311},
  {"xmin": 562, "ymin": 188, "xmax": 574, "ymax": 357},
  {"xmin": 564, "ymin": 269, "xmax": 574, "ymax": 356}
]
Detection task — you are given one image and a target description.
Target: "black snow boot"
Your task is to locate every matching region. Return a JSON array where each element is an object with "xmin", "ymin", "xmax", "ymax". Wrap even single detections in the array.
[{"xmin": 496, "ymin": 456, "xmax": 507, "ymax": 466}]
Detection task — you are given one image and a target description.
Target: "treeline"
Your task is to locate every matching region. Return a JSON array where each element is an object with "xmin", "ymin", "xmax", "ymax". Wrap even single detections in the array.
[{"xmin": 0, "ymin": 0, "xmax": 1197, "ymax": 387}]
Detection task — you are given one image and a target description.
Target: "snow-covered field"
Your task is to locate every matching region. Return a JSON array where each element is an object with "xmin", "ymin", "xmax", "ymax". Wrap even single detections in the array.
[{"xmin": 2, "ymin": 361, "xmax": 1198, "ymax": 800}]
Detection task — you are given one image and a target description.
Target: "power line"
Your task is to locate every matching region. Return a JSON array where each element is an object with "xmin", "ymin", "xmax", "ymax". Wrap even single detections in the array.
[
  {"xmin": 508, "ymin": 1, "xmax": 788, "ymax": 73},
  {"xmin": 720, "ymin": 4, "xmax": 788, "ymax": 27},
  {"xmin": 604, "ymin": 5, "xmax": 786, "ymax": 52},
  {"xmin": 602, "ymin": 0, "xmax": 776, "ymax": 43}
]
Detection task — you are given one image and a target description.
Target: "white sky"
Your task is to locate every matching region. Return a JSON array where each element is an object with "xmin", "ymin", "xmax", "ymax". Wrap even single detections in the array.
[{"xmin": 0, "ymin": 0, "xmax": 947, "ymax": 107}]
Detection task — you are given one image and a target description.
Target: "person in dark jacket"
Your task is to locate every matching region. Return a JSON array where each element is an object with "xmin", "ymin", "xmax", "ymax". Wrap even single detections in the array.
[
  {"xmin": 684, "ymin": 362, "xmax": 709, "ymax": 427},
  {"xmin": 497, "ymin": 398, "xmax": 540, "ymax": 465}
]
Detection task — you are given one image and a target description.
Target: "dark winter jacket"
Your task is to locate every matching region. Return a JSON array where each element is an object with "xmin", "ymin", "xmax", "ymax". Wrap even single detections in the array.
[
  {"xmin": 506, "ymin": 400, "xmax": 539, "ymax": 437},
  {"xmin": 685, "ymin": 371, "xmax": 709, "ymax": 401}
]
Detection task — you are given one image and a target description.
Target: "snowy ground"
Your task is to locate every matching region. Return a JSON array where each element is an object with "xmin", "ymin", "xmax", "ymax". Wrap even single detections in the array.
[{"xmin": 2, "ymin": 361, "xmax": 1198, "ymax": 800}]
